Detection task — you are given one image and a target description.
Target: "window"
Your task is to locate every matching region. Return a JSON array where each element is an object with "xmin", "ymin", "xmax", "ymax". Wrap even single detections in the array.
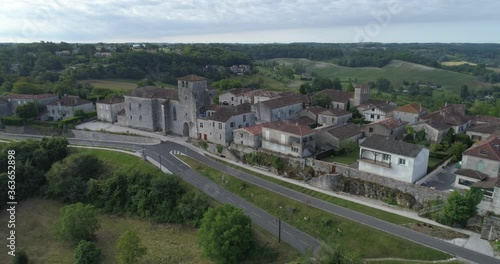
[
  {"xmin": 291, "ymin": 147, "xmax": 299, "ymax": 152},
  {"xmin": 331, "ymin": 117, "xmax": 335, "ymax": 123},
  {"xmin": 322, "ymin": 116, "xmax": 327, "ymax": 123},
  {"xmin": 377, "ymin": 115, "xmax": 380, "ymax": 119},
  {"xmin": 138, "ymin": 103, "xmax": 141, "ymax": 108},
  {"xmin": 218, "ymin": 123, "xmax": 222, "ymax": 129},
  {"xmin": 238, "ymin": 125, "xmax": 242, "ymax": 128},
  {"xmin": 382, "ymin": 154, "xmax": 390, "ymax": 161},
  {"xmin": 245, "ymin": 123, "xmax": 249, "ymax": 127},
  {"xmin": 243, "ymin": 115, "xmax": 246, "ymax": 122},
  {"xmin": 231, "ymin": 97, "xmax": 234, "ymax": 101},
  {"xmin": 129, "ymin": 115, "xmax": 132, "ymax": 119},
  {"xmin": 173, "ymin": 106, "xmax": 177, "ymax": 121},
  {"xmin": 458, "ymin": 178, "xmax": 474, "ymax": 186},
  {"xmin": 139, "ymin": 115, "xmax": 142, "ymax": 120},
  {"xmin": 370, "ymin": 114, "xmax": 374, "ymax": 119},
  {"xmin": 479, "ymin": 150, "xmax": 488, "ymax": 155},
  {"xmin": 230, "ymin": 122, "xmax": 235, "ymax": 128},
  {"xmin": 398, "ymin": 158, "xmax": 406, "ymax": 165},
  {"xmin": 288, "ymin": 109, "xmax": 292, "ymax": 116},
  {"xmin": 213, "ymin": 122, "xmax": 215, "ymax": 127},
  {"xmin": 368, "ymin": 128, "xmax": 373, "ymax": 132},
  {"xmin": 200, "ymin": 122, "xmax": 204, "ymax": 128},
  {"xmin": 372, "ymin": 108, "xmax": 375, "ymax": 111},
  {"xmin": 241, "ymin": 133, "xmax": 244, "ymax": 138}
]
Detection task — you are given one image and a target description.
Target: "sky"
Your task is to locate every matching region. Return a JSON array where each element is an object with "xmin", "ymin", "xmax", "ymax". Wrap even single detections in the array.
[{"xmin": 1, "ymin": 0, "xmax": 499, "ymax": 43}]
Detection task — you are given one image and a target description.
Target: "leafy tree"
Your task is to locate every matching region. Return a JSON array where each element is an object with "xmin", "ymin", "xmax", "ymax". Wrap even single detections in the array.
[
  {"xmin": 198, "ymin": 204, "xmax": 254, "ymax": 264},
  {"xmin": 442, "ymin": 128, "xmax": 455, "ymax": 146},
  {"xmin": 12, "ymin": 81, "xmax": 46, "ymax": 94},
  {"xmin": 117, "ymin": 230, "xmax": 147, "ymax": 264},
  {"xmin": 338, "ymin": 140, "xmax": 357, "ymax": 154},
  {"xmin": 311, "ymin": 93, "xmax": 331, "ymax": 108},
  {"xmin": 212, "ymin": 79, "xmax": 243, "ymax": 93},
  {"xmin": 74, "ymin": 240, "xmax": 101, "ymax": 264},
  {"xmin": 137, "ymin": 78, "xmax": 155, "ymax": 87},
  {"xmin": 438, "ymin": 188, "xmax": 483, "ymax": 227},
  {"xmin": 332, "ymin": 77, "xmax": 342, "ymax": 90},
  {"xmin": 454, "ymin": 133, "xmax": 472, "ymax": 147},
  {"xmin": 12, "ymin": 250, "xmax": 29, "ymax": 264},
  {"xmin": 16, "ymin": 102, "xmax": 45, "ymax": 119},
  {"xmin": 311, "ymin": 77, "xmax": 332, "ymax": 91},
  {"xmin": 346, "ymin": 80, "xmax": 354, "ymax": 92},
  {"xmin": 375, "ymin": 77, "xmax": 391, "ymax": 92},
  {"xmin": 350, "ymin": 107, "xmax": 364, "ymax": 124},
  {"xmin": 54, "ymin": 203, "xmax": 100, "ymax": 244},
  {"xmin": 299, "ymin": 83, "xmax": 311, "ymax": 94},
  {"xmin": 450, "ymin": 141, "xmax": 467, "ymax": 162},
  {"xmin": 177, "ymin": 192, "xmax": 209, "ymax": 227}
]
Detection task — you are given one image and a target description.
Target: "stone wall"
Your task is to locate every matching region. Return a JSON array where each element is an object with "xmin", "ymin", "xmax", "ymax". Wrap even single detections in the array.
[
  {"xmin": 71, "ymin": 130, "xmax": 160, "ymax": 144},
  {"xmin": 481, "ymin": 215, "xmax": 500, "ymax": 241}
]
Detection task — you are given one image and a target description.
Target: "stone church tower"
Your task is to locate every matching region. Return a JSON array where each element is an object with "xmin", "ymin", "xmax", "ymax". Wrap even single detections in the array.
[
  {"xmin": 176, "ymin": 74, "xmax": 211, "ymax": 137},
  {"xmin": 353, "ymin": 84, "xmax": 370, "ymax": 106}
]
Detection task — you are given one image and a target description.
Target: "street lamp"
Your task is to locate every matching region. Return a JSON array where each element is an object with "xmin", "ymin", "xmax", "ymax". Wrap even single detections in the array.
[{"xmin": 158, "ymin": 154, "xmax": 162, "ymax": 172}]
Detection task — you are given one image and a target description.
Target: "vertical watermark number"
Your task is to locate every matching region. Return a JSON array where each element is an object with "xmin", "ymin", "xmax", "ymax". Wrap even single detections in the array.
[{"xmin": 6, "ymin": 150, "xmax": 16, "ymax": 256}]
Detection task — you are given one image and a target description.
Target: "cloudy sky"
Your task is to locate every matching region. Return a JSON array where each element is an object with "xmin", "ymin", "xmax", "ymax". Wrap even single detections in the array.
[{"xmin": 1, "ymin": 0, "xmax": 499, "ymax": 43}]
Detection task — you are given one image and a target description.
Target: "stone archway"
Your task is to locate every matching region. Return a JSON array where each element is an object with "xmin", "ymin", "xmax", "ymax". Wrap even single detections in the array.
[{"xmin": 182, "ymin": 122, "xmax": 189, "ymax": 137}]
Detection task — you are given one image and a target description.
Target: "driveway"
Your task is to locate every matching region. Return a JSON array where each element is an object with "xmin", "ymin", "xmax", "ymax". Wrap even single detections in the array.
[{"xmin": 421, "ymin": 164, "xmax": 458, "ymax": 191}]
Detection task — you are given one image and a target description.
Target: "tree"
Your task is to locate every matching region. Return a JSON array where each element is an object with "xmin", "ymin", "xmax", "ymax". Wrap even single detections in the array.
[
  {"xmin": 346, "ymin": 79, "xmax": 354, "ymax": 92},
  {"xmin": 16, "ymin": 102, "xmax": 45, "ymax": 119},
  {"xmin": 177, "ymin": 192, "xmax": 209, "ymax": 227},
  {"xmin": 74, "ymin": 240, "xmax": 101, "ymax": 264},
  {"xmin": 375, "ymin": 77, "xmax": 391, "ymax": 92},
  {"xmin": 332, "ymin": 77, "xmax": 342, "ymax": 90},
  {"xmin": 311, "ymin": 93, "xmax": 331, "ymax": 108},
  {"xmin": 198, "ymin": 204, "xmax": 254, "ymax": 264},
  {"xmin": 450, "ymin": 141, "xmax": 467, "ymax": 162},
  {"xmin": 117, "ymin": 230, "xmax": 147, "ymax": 264},
  {"xmin": 338, "ymin": 140, "xmax": 357, "ymax": 154},
  {"xmin": 12, "ymin": 250, "xmax": 29, "ymax": 264},
  {"xmin": 460, "ymin": 85, "xmax": 469, "ymax": 100},
  {"xmin": 54, "ymin": 203, "xmax": 100, "ymax": 244},
  {"xmin": 350, "ymin": 107, "xmax": 364, "ymax": 124},
  {"xmin": 442, "ymin": 128, "xmax": 455, "ymax": 146},
  {"xmin": 439, "ymin": 188, "xmax": 483, "ymax": 227}
]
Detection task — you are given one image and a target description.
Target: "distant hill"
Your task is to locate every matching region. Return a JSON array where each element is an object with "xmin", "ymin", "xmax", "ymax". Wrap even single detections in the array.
[{"xmin": 269, "ymin": 58, "xmax": 491, "ymax": 91}]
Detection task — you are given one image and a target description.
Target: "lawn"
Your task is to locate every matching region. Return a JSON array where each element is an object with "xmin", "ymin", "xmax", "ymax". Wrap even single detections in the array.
[
  {"xmin": 179, "ymin": 156, "xmax": 453, "ymax": 261},
  {"xmin": 269, "ymin": 58, "xmax": 490, "ymax": 91},
  {"xmin": 79, "ymin": 79, "xmax": 139, "ymax": 92},
  {"xmin": 322, "ymin": 148, "xmax": 359, "ymax": 165}
]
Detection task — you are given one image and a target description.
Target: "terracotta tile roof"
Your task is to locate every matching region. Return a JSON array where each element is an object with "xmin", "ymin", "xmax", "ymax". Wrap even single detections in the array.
[
  {"xmin": 260, "ymin": 93, "xmax": 308, "ymax": 109},
  {"xmin": 463, "ymin": 134, "xmax": 500, "ymax": 162},
  {"xmin": 242, "ymin": 123, "xmax": 266, "ymax": 135},
  {"xmin": 202, "ymin": 103, "xmax": 252, "ymax": 122},
  {"xmin": 48, "ymin": 96, "xmax": 92, "ymax": 107},
  {"xmin": 319, "ymin": 89, "xmax": 353, "ymax": 103},
  {"xmin": 472, "ymin": 177, "xmax": 498, "ymax": 189},
  {"xmin": 176, "ymin": 74, "xmax": 207, "ymax": 82},
  {"xmin": 6, "ymin": 93, "xmax": 57, "ymax": 100},
  {"xmin": 326, "ymin": 123, "xmax": 363, "ymax": 141},
  {"xmin": 394, "ymin": 103, "xmax": 426, "ymax": 114},
  {"xmin": 467, "ymin": 115, "xmax": 500, "ymax": 125},
  {"xmin": 305, "ymin": 106, "xmax": 328, "ymax": 115},
  {"xmin": 261, "ymin": 120, "xmax": 316, "ymax": 136},
  {"xmin": 321, "ymin": 108, "xmax": 352, "ymax": 117},
  {"xmin": 97, "ymin": 96, "xmax": 124, "ymax": 104},
  {"xmin": 360, "ymin": 135, "xmax": 425, "ymax": 158},
  {"xmin": 128, "ymin": 86, "xmax": 178, "ymax": 100},
  {"xmin": 288, "ymin": 116, "xmax": 316, "ymax": 127},
  {"xmin": 225, "ymin": 88, "xmax": 253, "ymax": 96},
  {"xmin": 366, "ymin": 117, "xmax": 408, "ymax": 130},
  {"xmin": 245, "ymin": 89, "xmax": 281, "ymax": 98},
  {"xmin": 420, "ymin": 105, "xmax": 470, "ymax": 126},
  {"xmin": 417, "ymin": 119, "xmax": 451, "ymax": 131},
  {"xmin": 455, "ymin": 169, "xmax": 489, "ymax": 180},
  {"xmin": 467, "ymin": 124, "xmax": 500, "ymax": 134}
]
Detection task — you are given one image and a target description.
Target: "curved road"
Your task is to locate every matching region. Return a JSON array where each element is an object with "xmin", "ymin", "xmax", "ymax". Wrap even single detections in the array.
[{"xmin": 2, "ymin": 133, "xmax": 499, "ymax": 263}]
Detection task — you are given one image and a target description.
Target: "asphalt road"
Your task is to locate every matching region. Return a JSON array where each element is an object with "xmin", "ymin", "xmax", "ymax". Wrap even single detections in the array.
[{"xmin": 2, "ymin": 133, "xmax": 499, "ymax": 263}]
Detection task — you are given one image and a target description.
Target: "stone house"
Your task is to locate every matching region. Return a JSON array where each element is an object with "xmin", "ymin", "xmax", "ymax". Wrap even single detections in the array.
[
  {"xmin": 261, "ymin": 120, "xmax": 317, "ymax": 158},
  {"xmin": 420, "ymin": 103, "xmax": 471, "ymax": 134},
  {"xmin": 229, "ymin": 64, "xmax": 251, "ymax": 74},
  {"xmin": 318, "ymin": 84, "xmax": 370, "ymax": 110},
  {"xmin": 249, "ymin": 89, "xmax": 282, "ymax": 104},
  {"xmin": 232, "ymin": 123, "xmax": 265, "ymax": 148},
  {"xmin": 318, "ymin": 108, "xmax": 352, "ymax": 126},
  {"xmin": 475, "ymin": 178, "xmax": 500, "ymax": 214},
  {"xmin": 358, "ymin": 100, "xmax": 396, "ymax": 123},
  {"xmin": 461, "ymin": 134, "xmax": 500, "ymax": 178},
  {"xmin": 410, "ymin": 120, "xmax": 450, "ymax": 144},
  {"xmin": 358, "ymin": 136, "xmax": 430, "ymax": 183},
  {"xmin": 55, "ymin": 50, "xmax": 71, "ymax": 56},
  {"xmin": 219, "ymin": 88, "xmax": 253, "ymax": 106},
  {"xmin": 5, "ymin": 93, "xmax": 59, "ymax": 115},
  {"xmin": 252, "ymin": 93, "xmax": 308, "ymax": 123},
  {"xmin": 364, "ymin": 117, "xmax": 408, "ymax": 141},
  {"xmin": 316, "ymin": 123, "xmax": 364, "ymax": 150},
  {"xmin": 197, "ymin": 103, "xmax": 255, "ymax": 146},
  {"xmin": 47, "ymin": 96, "xmax": 94, "ymax": 121},
  {"xmin": 299, "ymin": 106, "xmax": 327, "ymax": 123},
  {"xmin": 466, "ymin": 124, "xmax": 500, "ymax": 142},
  {"xmin": 392, "ymin": 103, "xmax": 427, "ymax": 124},
  {"xmin": 96, "ymin": 97, "xmax": 125, "ymax": 123},
  {"xmin": 454, "ymin": 169, "xmax": 489, "ymax": 189}
]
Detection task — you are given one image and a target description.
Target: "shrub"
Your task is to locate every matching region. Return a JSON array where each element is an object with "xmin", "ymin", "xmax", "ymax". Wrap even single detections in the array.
[
  {"xmin": 198, "ymin": 141, "xmax": 208, "ymax": 150},
  {"xmin": 74, "ymin": 240, "xmax": 101, "ymax": 264},
  {"xmin": 12, "ymin": 250, "xmax": 29, "ymax": 264},
  {"xmin": 216, "ymin": 144, "xmax": 224, "ymax": 153},
  {"xmin": 53, "ymin": 203, "xmax": 100, "ymax": 244}
]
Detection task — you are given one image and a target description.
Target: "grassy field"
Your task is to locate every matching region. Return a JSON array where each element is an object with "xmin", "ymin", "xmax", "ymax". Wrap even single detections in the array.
[
  {"xmin": 179, "ymin": 156, "xmax": 453, "ymax": 261},
  {"xmin": 322, "ymin": 148, "xmax": 360, "ymax": 165},
  {"xmin": 441, "ymin": 61, "xmax": 477, "ymax": 66},
  {"xmin": 79, "ymin": 79, "xmax": 139, "ymax": 92},
  {"xmin": 269, "ymin": 58, "xmax": 489, "ymax": 91}
]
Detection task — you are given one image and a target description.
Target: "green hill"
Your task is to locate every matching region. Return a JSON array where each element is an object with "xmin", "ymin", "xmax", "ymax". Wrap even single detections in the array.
[{"xmin": 269, "ymin": 58, "xmax": 491, "ymax": 91}]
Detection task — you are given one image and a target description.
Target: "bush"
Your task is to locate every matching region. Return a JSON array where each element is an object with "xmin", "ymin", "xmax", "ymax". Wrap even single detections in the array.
[
  {"xmin": 12, "ymin": 250, "xmax": 29, "ymax": 264},
  {"xmin": 198, "ymin": 141, "xmax": 208, "ymax": 150},
  {"xmin": 117, "ymin": 230, "xmax": 147, "ymax": 264},
  {"xmin": 437, "ymin": 188, "xmax": 483, "ymax": 227},
  {"xmin": 1, "ymin": 116, "xmax": 25, "ymax": 126},
  {"xmin": 74, "ymin": 240, "xmax": 101, "ymax": 264},
  {"xmin": 216, "ymin": 144, "xmax": 224, "ymax": 154},
  {"xmin": 53, "ymin": 203, "xmax": 100, "ymax": 244}
]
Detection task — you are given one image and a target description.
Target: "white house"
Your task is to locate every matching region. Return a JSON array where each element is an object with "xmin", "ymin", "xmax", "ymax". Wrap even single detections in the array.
[
  {"xmin": 47, "ymin": 96, "xmax": 94, "ymax": 121},
  {"xmin": 358, "ymin": 136, "xmax": 430, "ymax": 183},
  {"xmin": 219, "ymin": 88, "xmax": 253, "ymax": 106},
  {"xmin": 96, "ymin": 97, "xmax": 125, "ymax": 123}
]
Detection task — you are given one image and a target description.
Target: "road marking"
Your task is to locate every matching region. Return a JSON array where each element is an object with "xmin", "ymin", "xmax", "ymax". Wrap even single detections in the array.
[
  {"xmin": 227, "ymin": 197, "xmax": 235, "ymax": 203},
  {"xmin": 283, "ymin": 229, "xmax": 293, "ymax": 236},
  {"xmin": 299, "ymin": 239, "xmax": 310, "ymax": 247},
  {"xmin": 239, "ymin": 205, "xmax": 248, "ymax": 210},
  {"xmin": 251, "ymin": 212, "xmax": 262, "ymax": 218},
  {"xmin": 266, "ymin": 220, "xmax": 277, "ymax": 227}
]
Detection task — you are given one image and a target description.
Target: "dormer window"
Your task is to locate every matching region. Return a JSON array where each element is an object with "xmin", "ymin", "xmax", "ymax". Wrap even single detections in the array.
[{"xmin": 479, "ymin": 150, "xmax": 488, "ymax": 155}]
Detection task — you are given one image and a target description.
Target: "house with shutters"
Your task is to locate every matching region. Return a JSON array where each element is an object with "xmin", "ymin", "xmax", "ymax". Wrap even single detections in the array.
[
  {"xmin": 364, "ymin": 117, "xmax": 408, "ymax": 141},
  {"xmin": 358, "ymin": 136, "xmax": 429, "ymax": 183},
  {"xmin": 46, "ymin": 96, "xmax": 94, "ymax": 121},
  {"xmin": 419, "ymin": 103, "xmax": 471, "ymax": 134},
  {"xmin": 219, "ymin": 88, "xmax": 254, "ymax": 106},
  {"xmin": 252, "ymin": 93, "xmax": 309, "ymax": 123},
  {"xmin": 461, "ymin": 134, "xmax": 500, "ymax": 179},
  {"xmin": 96, "ymin": 97, "xmax": 125, "ymax": 123},
  {"xmin": 357, "ymin": 100, "xmax": 396, "ymax": 123},
  {"xmin": 261, "ymin": 120, "xmax": 317, "ymax": 158},
  {"xmin": 392, "ymin": 103, "xmax": 427, "ymax": 124},
  {"xmin": 197, "ymin": 103, "xmax": 255, "ymax": 146}
]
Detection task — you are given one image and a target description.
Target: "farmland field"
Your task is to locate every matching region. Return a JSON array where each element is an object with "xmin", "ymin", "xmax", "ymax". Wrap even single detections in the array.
[
  {"xmin": 79, "ymin": 79, "xmax": 139, "ymax": 92},
  {"xmin": 441, "ymin": 61, "xmax": 477, "ymax": 66},
  {"xmin": 268, "ymin": 58, "xmax": 490, "ymax": 91}
]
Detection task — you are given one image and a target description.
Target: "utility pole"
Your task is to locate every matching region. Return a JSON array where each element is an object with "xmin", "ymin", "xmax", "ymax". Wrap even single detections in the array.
[
  {"xmin": 158, "ymin": 154, "xmax": 162, "ymax": 172},
  {"xmin": 278, "ymin": 218, "xmax": 281, "ymax": 243}
]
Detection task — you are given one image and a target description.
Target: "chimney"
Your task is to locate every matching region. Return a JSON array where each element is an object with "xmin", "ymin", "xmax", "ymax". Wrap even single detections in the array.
[{"xmin": 445, "ymin": 102, "xmax": 448, "ymax": 107}]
